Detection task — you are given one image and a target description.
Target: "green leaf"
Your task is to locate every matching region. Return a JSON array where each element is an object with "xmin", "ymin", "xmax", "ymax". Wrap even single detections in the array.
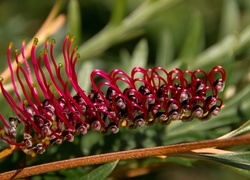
[
  {"xmin": 219, "ymin": 119, "xmax": 250, "ymax": 139},
  {"xmin": 67, "ymin": 0, "xmax": 82, "ymax": 44},
  {"xmin": 188, "ymin": 152, "xmax": 250, "ymax": 170},
  {"xmin": 80, "ymin": 161, "xmax": 119, "ymax": 180},
  {"xmin": 225, "ymin": 84, "xmax": 250, "ymax": 109},
  {"xmin": 120, "ymin": 39, "xmax": 149, "ymax": 70},
  {"xmin": 156, "ymin": 28, "xmax": 174, "ymax": 68},
  {"xmin": 120, "ymin": 49, "xmax": 131, "ymax": 66},
  {"xmin": 129, "ymin": 38, "xmax": 148, "ymax": 71},
  {"xmin": 189, "ymin": 25, "xmax": 250, "ymax": 69},
  {"xmin": 119, "ymin": 38, "xmax": 148, "ymax": 90},
  {"xmin": 178, "ymin": 11, "xmax": 204, "ymax": 69},
  {"xmin": 76, "ymin": 60, "xmax": 94, "ymax": 93},
  {"xmin": 218, "ymin": 0, "xmax": 240, "ymax": 39}
]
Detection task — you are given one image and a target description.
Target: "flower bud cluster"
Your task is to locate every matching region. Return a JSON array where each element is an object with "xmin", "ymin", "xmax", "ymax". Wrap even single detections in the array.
[
  {"xmin": 90, "ymin": 66, "xmax": 226, "ymax": 129},
  {"xmin": 0, "ymin": 35, "xmax": 226, "ymax": 156}
]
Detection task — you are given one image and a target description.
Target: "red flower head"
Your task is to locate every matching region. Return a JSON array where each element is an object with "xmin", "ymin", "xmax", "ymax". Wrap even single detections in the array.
[{"xmin": 0, "ymin": 34, "xmax": 226, "ymax": 156}]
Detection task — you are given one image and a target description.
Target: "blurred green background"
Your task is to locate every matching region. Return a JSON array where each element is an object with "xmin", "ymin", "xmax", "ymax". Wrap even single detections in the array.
[{"xmin": 0, "ymin": 0, "xmax": 250, "ymax": 179}]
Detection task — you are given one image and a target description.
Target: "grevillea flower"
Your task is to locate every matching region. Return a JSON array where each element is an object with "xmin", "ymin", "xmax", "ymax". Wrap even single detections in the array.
[{"xmin": 0, "ymin": 34, "xmax": 226, "ymax": 156}]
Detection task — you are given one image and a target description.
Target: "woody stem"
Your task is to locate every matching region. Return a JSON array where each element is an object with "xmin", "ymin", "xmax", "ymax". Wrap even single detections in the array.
[{"xmin": 1, "ymin": 134, "xmax": 250, "ymax": 179}]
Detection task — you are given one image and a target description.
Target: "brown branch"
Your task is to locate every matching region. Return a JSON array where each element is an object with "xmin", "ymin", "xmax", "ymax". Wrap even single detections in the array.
[{"xmin": 1, "ymin": 134, "xmax": 250, "ymax": 179}]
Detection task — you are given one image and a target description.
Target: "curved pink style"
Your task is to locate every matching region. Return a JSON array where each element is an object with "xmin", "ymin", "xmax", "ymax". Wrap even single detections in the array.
[{"xmin": 0, "ymin": 35, "xmax": 226, "ymax": 156}]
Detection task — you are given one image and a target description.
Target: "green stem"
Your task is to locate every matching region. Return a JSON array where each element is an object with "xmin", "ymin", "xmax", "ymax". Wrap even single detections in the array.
[
  {"xmin": 1, "ymin": 134, "xmax": 250, "ymax": 179},
  {"xmin": 74, "ymin": 0, "xmax": 182, "ymax": 61},
  {"xmin": 109, "ymin": 0, "xmax": 127, "ymax": 26}
]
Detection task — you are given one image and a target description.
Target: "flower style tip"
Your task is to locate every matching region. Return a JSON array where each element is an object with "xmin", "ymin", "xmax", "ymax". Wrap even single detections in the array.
[{"xmin": 0, "ymin": 35, "xmax": 226, "ymax": 156}]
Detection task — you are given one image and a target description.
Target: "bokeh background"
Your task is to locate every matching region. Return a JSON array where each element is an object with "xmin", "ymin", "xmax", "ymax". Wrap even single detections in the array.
[{"xmin": 1, "ymin": 0, "xmax": 250, "ymax": 179}]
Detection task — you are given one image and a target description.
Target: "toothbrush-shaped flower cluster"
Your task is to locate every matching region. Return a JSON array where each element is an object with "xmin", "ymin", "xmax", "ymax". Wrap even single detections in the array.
[{"xmin": 0, "ymin": 35, "xmax": 226, "ymax": 156}]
